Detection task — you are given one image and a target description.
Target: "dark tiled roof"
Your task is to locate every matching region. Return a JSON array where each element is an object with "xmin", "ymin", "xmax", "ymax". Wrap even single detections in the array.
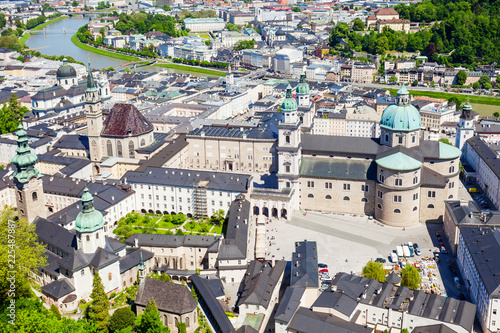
[
  {"xmin": 89, "ymin": 247, "xmax": 120, "ymax": 269},
  {"xmin": 41, "ymin": 279, "xmax": 75, "ymax": 299},
  {"xmin": 466, "ymin": 136, "xmax": 500, "ymax": 178},
  {"xmin": 119, "ymin": 248, "xmax": 154, "ymax": 273},
  {"xmin": 136, "ymin": 278, "xmax": 197, "ymax": 315},
  {"xmin": 189, "ymin": 125, "xmax": 276, "ymax": 140},
  {"xmin": 274, "ymin": 286, "xmax": 305, "ymax": 323},
  {"xmin": 52, "ymin": 135, "xmax": 89, "ymax": 150},
  {"xmin": 105, "ymin": 236, "xmax": 127, "ymax": 254},
  {"xmin": 291, "ymin": 241, "xmax": 319, "ymax": 288},
  {"xmin": 288, "ymin": 307, "xmax": 372, "ymax": 333},
  {"xmin": 236, "ymin": 326, "xmax": 258, "ymax": 333},
  {"xmin": 218, "ymin": 197, "xmax": 250, "ymax": 260},
  {"xmin": 312, "ymin": 291, "xmax": 358, "ymax": 317},
  {"xmin": 191, "ymin": 274, "xmax": 236, "ymax": 333},
  {"xmin": 102, "ymin": 103, "xmax": 154, "ymax": 137},
  {"xmin": 421, "ymin": 166, "xmax": 446, "ymax": 188},
  {"xmin": 300, "ymin": 157, "xmax": 377, "ymax": 181},
  {"xmin": 35, "ymin": 217, "xmax": 77, "ymax": 255},
  {"xmin": 124, "ymin": 233, "xmax": 219, "ymax": 248},
  {"xmin": 58, "ymin": 250, "xmax": 91, "ymax": 271},
  {"xmin": 302, "ymin": 134, "xmax": 383, "ymax": 157}
]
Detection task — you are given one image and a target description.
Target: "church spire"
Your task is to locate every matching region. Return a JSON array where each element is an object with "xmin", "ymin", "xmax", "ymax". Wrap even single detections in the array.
[
  {"xmin": 11, "ymin": 124, "xmax": 40, "ymax": 184},
  {"xmin": 86, "ymin": 60, "xmax": 97, "ymax": 92}
]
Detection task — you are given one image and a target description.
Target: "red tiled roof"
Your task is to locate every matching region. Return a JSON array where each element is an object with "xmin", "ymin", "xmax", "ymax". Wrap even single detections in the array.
[
  {"xmin": 367, "ymin": 15, "xmax": 376, "ymax": 20},
  {"xmin": 102, "ymin": 103, "xmax": 154, "ymax": 137},
  {"xmin": 376, "ymin": 8, "xmax": 398, "ymax": 16}
]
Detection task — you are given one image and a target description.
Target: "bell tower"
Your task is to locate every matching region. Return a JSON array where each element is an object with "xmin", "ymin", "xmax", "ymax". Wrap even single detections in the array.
[
  {"xmin": 277, "ymin": 84, "xmax": 301, "ymax": 207},
  {"xmin": 75, "ymin": 188, "xmax": 106, "ymax": 254},
  {"xmin": 85, "ymin": 61, "xmax": 103, "ymax": 164},
  {"xmin": 11, "ymin": 125, "xmax": 45, "ymax": 223},
  {"xmin": 455, "ymin": 101, "xmax": 475, "ymax": 150}
]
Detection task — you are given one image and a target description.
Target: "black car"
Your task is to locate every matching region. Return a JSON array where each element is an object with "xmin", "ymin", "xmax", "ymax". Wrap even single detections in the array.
[
  {"xmin": 318, "ymin": 263, "xmax": 328, "ymax": 268},
  {"xmin": 375, "ymin": 258, "xmax": 386, "ymax": 263},
  {"xmin": 459, "ymin": 293, "xmax": 466, "ymax": 300}
]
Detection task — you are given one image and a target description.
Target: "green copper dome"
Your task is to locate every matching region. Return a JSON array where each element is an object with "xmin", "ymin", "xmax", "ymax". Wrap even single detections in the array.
[
  {"xmin": 296, "ymin": 72, "xmax": 310, "ymax": 95},
  {"xmin": 281, "ymin": 84, "xmax": 297, "ymax": 111},
  {"xmin": 56, "ymin": 58, "xmax": 77, "ymax": 79},
  {"xmin": 12, "ymin": 125, "xmax": 40, "ymax": 184},
  {"xmin": 75, "ymin": 188, "xmax": 104, "ymax": 233},
  {"xmin": 380, "ymin": 83, "xmax": 421, "ymax": 132}
]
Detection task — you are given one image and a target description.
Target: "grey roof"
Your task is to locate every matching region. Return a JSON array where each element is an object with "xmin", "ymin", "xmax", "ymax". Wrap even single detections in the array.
[
  {"xmin": 291, "ymin": 241, "xmax": 319, "ymax": 288},
  {"xmin": 466, "ymin": 136, "xmax": 500, "ymax": 178},
  {"xmin": 123, "ymin": 167, "xmax": 251, "ymax": 193},
  {"xmin": 300, "ymin": 157, "xmax": 377, "ymax": 181},
  {"xmin": 413, "ymin": 324, "xmax": 458, "ymax": 333},
  {"xmin": 105, "ymin": 236, "xmax": 127, "ymax": 254},
  {"xmin": 445, "ymin": 200, "xmax": 500, "ymax": 226},
  {"xmin": 421, "ymin": 166, "xmax": 446, "ymax": 188},
  {"xmin": 119, "ymin": 248, "xmax": 154, "ymax": 273},
  {"xmin": 189, "ymin": 125, "xmax": 276, "ymax": 140},
  {"xmin": 135, "ymin": 134, "xmax": 188, "ymax": 172},
  {"xmin": 37, "ymin": 154, "xmax": 91, "ymax": 177},
  {"xmin": 135, "ymin": 278, "xmax": 197, "ymax": 315},
  {"xmin": 386, "ymin": 271, "xmax": 401, "ymax": 284},
  {"xmin": 274, "ymin": 286, "xmax": 305, "ymax": 323},
  {"xmin": 288, "ymin": 307, "xmax": 372, "ymax": 333},
  {"xmin": 312, "ymin": 291, "xmax": 358, "ymax": 317},
  {"xmin": 41, "ymin": 279, "xmax": 75, "ymax": 299},
  {"xmin": 124, "ymin": 233, "xmax": 220, "ymax": 249},
  {"xmin": 89, "ymin": 247, "xmax": 120, "ymax": 270},
  {"xmin": 302, "ymin": 134, "xmax": 382, "ymax": 157},
  {"xmin": 191, "ymin": 274, "xmax": 236, "ymax": 333},
  {"xmin": 52, "ymin": 135, "xmax": 89, "ymax": 150},
  {"xmin": 35, "ymin": 217, "xmax": 77, "ymax": 255},
  {"xmin": 218, "ymin": 196, "xmax": 251, "ymax": 260},
  {"xmin": 237, "ymin": 260, "xmax": 286, "ymax": 308},
  {"xmin": 459, "ymin": 226, "xmax": 500, "ymax": 298},
  {"xmin": 57, "ymin": 249, "xmax": 91, "ymax": 272},
  {"xmin": 236, "ymin": 326, "xmax": 258, "ymax": 333}
]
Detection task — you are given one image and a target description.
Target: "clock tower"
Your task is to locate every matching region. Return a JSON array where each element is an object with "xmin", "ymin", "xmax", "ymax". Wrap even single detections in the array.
[
  {"xmin": 11, "ymin": 125, "xmax": 46, "ymax": 223},
  {"xmin": 277, "ymin": 84, "xmax": 301, "ymax": 207},
  {"xmin": 85, "ymin": 61, "xmax": 103, "ymax": 165}
]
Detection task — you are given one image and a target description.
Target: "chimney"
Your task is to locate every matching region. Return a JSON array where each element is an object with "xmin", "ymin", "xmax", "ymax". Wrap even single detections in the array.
[{"xmin": 134, "ymin": 238, "xmax": 139, "ymax": 247}]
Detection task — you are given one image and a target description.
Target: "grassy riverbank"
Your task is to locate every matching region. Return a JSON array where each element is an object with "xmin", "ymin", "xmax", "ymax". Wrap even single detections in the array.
[
  {"xmin": 154, "ymin": 62, "xmax": 226, "ymax": 76},
  {"xmin": 19, "ymin": 15, "xmax": 68, "ymax": 45},
  {"xmin": 71, "ymin": 33, "xmax": 141, "ymax": 61},
  {"xmin": 386, "ymin": 89, "xmax": 500, "ymax": 107}
]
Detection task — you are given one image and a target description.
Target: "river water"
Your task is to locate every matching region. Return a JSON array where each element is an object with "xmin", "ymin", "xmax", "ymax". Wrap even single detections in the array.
[{"xmin": 25, "ymin": 17, "xmax": 216, "ymax": 76}]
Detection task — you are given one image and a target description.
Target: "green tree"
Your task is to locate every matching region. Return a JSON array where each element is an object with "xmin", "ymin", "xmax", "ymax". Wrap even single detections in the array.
[
  {"xmin": 389, "ymin": 75, "xmax": 398, "ymax": 84},
  {"xmin": 225, "ymin": 23, "xmax": 239, "ymax": 31},
  {"xmin": 162, "ymin": 5, "xmax": 171, "ymax": 11},
  {"xmin": 191, "ymin": 285, "xmax": 198, "ymax": 301},
  {"xmin": 401, "ymin": 329, "xmax": 409, "ymax": 333},
  {"xmin": 109, "ymin": 307, "xmax": 135, "ymax": 332},
  {"xmin": 456, "ymin": 70, "xmax": 467, "ymax": 86},
  {"xmin": 0, "ymin": 208, "xmax": 47, "ymax": 306},
  {"xmin": 352, "ymin": 18, "xmax": 365, "ymax": 31},
  {"xmin": 234, "ymin": 39, "xmax": 254, "ymax": 51},
  {"xmin": 72, "ymin": 0, "xmax": 79, "ymax": 6},
  {"xmin": 362, "ymin": 261, "xmax": 385, "ymax": 282},
  {"xmin": 86, "ymin": 272, "xmax": 110, "ymax": 332},
  {"xmin": 210, "ymin": 210, "xmax": 225, "ymax": 225},
  {"xmin": 176, "ymin": 322, "xmax": 187, "ymax": 333},
  {"xmin": 137, "ymin": 298, "xmax": 168, "ymax": 333},
  {"xmin": 292, "ymin": 7, "xmax": 301, "ymax": 12},
  {"xmin": 50, "ymin": 304, "xmax": 62, "ymax": 320},
  {"xmin": 401, "ymin": 264, "xmax": 420, "ymax": 289},
  {"xmin": 0, "ymin": 93, "xmax": 29, "ymax": 134},
  {"xmin": 439, "ymin": 138, "xmax": 452, "ymax": 145},
  {"xmin": 473, "ymin": 82, "xmax": 480, "ymax": 90},
  {"xmin": 412, "ymin": 80, "xmax": 418, "ymax": 86},
  {"xmin": 123, "ymin": 66, "xmax": 131, "ymax": 73},
  {"xmin": 329, "ymin": 22, "xmax": 349, "ymax": 46},
  {"xmin": 493, "ymin": 112, "xmax": 500, "ymax": 118},
  {"xmin": 172, "ymin": 214, "xmax": 186, "ymax": 225}
]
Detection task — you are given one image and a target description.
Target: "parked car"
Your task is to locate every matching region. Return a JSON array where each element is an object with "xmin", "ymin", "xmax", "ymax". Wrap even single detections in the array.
[
  {"xmin": 413, "ymin": 243, "xmax": 421, "ymax": 256},
  {"xmin": 318, "ymin": 263, "xmax": 328, "ymax": 268},
  {"xmin": 459, "ymin": 293, "xmax": 466, "ymax": 300},
  {"xmin": 375, "ymin": 258, "xmax": 386, "ymax": 263},
  {"xmin": 319, "ymin": 269, "xmax": 329, "ymax": 274},
  {"xmin": 441, "ymin": 246, "xmax": 447, "ymax": 254},
  {"xmin": 434, "ymin": 253, "xmax": 440, "ymax": 262}
]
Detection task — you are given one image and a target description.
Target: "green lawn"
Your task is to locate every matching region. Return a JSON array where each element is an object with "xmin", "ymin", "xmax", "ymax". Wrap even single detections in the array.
[
  {"xmin": 154, "ymin": 62, "xmax": 226, "ymax": 76},
  {"xmin": 19, "ymin": 33, "xmax": 31, "ymax": 45},
  {"xmin": 157, "ymin": 220, "xmax": 179, "ymax": 229},
  {"xmin": 184, "ymin": 221, "xmax": 212, "ymax": 233},
  {"xmin": 470, "ymin": 103, "xmax": 500, "ymax": 117},
  {"xmin": 210, "ymin": 225, "xmax": 223, "ymax": 234},
  {"xmin": 386, "ymin": 88, "xmax": 500, "ymax": 107},
  {"xmin": 71, "ymin": 33, "xmax": 142, "ymax": 62},
  {"xmin": 189, "ymin": 33, "xmax": 211, "ymax": 39}
]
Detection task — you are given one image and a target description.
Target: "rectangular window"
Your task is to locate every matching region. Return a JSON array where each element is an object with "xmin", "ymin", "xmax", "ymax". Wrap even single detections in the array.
[
  {"xmin": 325, "ymin": 182, "xmax": 332, "ymax": 189},
  {"xmin": 379, "ymin": 174, "xmax": 384, "ymax": 182},
  {"xmin": 343, "ymin": 184, "xmax": 350, "ymax": 191},
  {"xmin": 428, "ymin": 191, "xmax": 436, "ymax": 198},
  {"xmin": 449, "ymin": 182, "xmax": 454, "ymax": 189},
  {"xmin": 377, "ymin": 191, "xmax": 383, "ymax": 199},
  {"xmin": 362, "ymin": 184, "xmax": 369, "ymax": 192},
  {"xmin": 398, "ymin": 137, "xmax": 403, "ymax": 144},
  {"xmin": 395, "ymin": 179, "xmax": 403, "ymax": 186},
  {"xmin": 307, "ymin": 181, "xmax": 314, "ymax": 188},
  {"xmin": 393, "ymin": 195, "xmax": 402, "ymax": 203},
  {"xmin": 413, "ymin": 193, "xmax": 418, "ymax": 200},
  {"xmin": 285, "ymin": 165, "xmax": 290, "ymax": 173},
  {"xmin": 413, "ymin": 177, "xmax": 418, "ymax": 184}
]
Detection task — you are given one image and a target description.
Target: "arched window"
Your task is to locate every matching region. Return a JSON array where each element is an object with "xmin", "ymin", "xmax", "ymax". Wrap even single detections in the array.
[
  {"xmin": 108, "ymin": 272, "xmax": 112, "ymax": 281},
  {"xmin": 307, "ymin": 194, "xmax": 314, "ymax": 198},
  {"xmin": 448, "ymin": 195, "xmax": 453, "ymax": 199},
  {"xmin": 92, "ymin": 140, "xmax": 97, "ymax": 146},
  {"xmin": 343, "ymin": 196, "xmax": 350, "ymax": 201},
  {"xmin": 361, "ymin": 198, "xmax": 368, "ymax": 202},
  {"xmin": 428, "ymin": 204, "xmax": 435, "ymax": 209},
  {"xmin": 107, "ymin": 140, "xmax": 113, "ymax": 156},
  {"xmin": 413, "ymin": 206, "xmax": 418, "ymax": 211},
  {"xmin": 89, "ymin": 105, "xmax": 93, "ymax": 112},
  {"xmin": 117, "ymin": 141, "xmax": 123, "ymax": 157},
  {"xmin": 32, "ymin": 192, "xmax": 38, "ymax": 201},
  {"xmin": 325, "ymin": 195, "xmax": 332, "ymax": 199},
  {"xmin": 186, "ymin": 317, "xmax": 190, "ymax": 327},
  {"xmin": 285, "ymin": 135, "xmax": 290, "ymax": 144},
  {"xmin": 96, "ymin": 232, "xmax": 99, "ymax": 239},
  {"xmin": 129, "ymin": 141, "xmax": 135, "ymax": 158},
  {"xmin": 141, "ymin": 138, "xmax": 146, "ymax": 147},
  {"xmin": 377, "ymin": 204, "xmax": 382, "ymax": 209},
  {"xmin": 385, "ymin": 134, "xmax": 389, "ymax": 142},
  {"xmin": 86, "ymin": 235, "xmax": 90, "ymax": 241},
  {"xmin": 394, "ymin": 209, "xmax": 401, "ymax": 213}
]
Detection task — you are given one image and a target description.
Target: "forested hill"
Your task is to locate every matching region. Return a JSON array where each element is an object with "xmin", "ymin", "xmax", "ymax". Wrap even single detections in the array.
[{"xmin": 331, "ymin": 0, "xmax": 500, "ymax": 68}]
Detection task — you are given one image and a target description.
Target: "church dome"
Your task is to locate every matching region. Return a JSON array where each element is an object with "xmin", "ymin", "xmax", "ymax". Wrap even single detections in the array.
[
  {"xmin": 56, "ymin": 58, "xmax": 77, "ymax": 79},
  {"xmin": 281, "ymin": 84, "xmax": 297, "ymax": 111},
  {"xmin": 296, "ymin": 72, "xmax": 310, "ymax": 95},
  {"xmin": 380, "ymin": 84, "xmax": 421, "ymax": 132},
  {"xmin": 75, "ymin": 188, "xmax": 104, "ymax": 233}
]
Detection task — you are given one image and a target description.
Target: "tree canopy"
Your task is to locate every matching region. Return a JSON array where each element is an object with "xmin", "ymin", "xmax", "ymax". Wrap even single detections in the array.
[
  {"xmin": 86, "ymin": 272, "xmax": 110, "ymax": 332},
  {"xmin": 401, "ymin": 264, "xmax": 421, "ymax": 289},
  {"xmin": 137, "ymin": 298, "xmax": 169, "ymax": 333},
  {"xmin": 362, "ymin": 261, "xmax": 386, "ymax": 282},
  {"xmin": 456, "ymin": 70, "xmax": 467, "ymax": 85},
  {"xmin": 109, "ymin": 307, "xmax": 135, "ymax": 332}
]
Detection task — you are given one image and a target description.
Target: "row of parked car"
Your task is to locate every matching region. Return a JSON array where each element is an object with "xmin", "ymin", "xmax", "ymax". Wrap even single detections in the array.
[{"xmin": 318, "ymin": 263, "xmax": 331, "ymax": 291}]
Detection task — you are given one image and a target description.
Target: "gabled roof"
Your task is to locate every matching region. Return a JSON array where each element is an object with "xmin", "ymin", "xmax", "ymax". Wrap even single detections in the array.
[
  {"xmin": 102, "ymin": 103, "xmax": 154, "ymax": 137},
  {"xmin": 57, "ymin": 249, "xmax": 91, "ymax": 272},
  {"xmin": 41, "ymin": 279, "xmax": 75, "ymax": 299},
  {"xmin": 274, "ymin": 286, "xmax": 305, "ymax": 323},
  {"xmin": 35, "ymin": 217, "xmax": 77, "ymax": 255},
  {"xmin": 89, "ymin": 247, "xmax": 120, "ymax": 269},
  {"xmin": 135, "ymin": 278, "xmax": 197, "ymax": 315},
  {"xmin": 119, "ymin": 248, "xmax": 154, "ymax": 273},
  {"xmin": 291, "ymin": 241, "xmax": 319, "ymax": 288},
  {"xmin": 218, "ymin": 197, "xmax": 251, "ymax": 260}
]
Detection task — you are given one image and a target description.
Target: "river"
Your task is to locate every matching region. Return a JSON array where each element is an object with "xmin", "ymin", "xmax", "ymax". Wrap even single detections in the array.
[{"xmin": 25, "ymin": 17, "xmax": 217, "ymax": 76}]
